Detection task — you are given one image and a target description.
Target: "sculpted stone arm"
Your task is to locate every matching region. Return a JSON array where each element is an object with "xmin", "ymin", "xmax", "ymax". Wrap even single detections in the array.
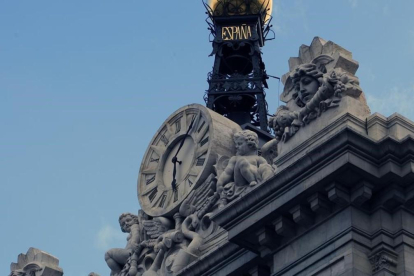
[
  {"xmin": 216, "ymin": 157, "xmax": 236, "ymax": 193},
  {"xmin": 181, "ymin": 214, "xmax": 203, "ymax": 255},
  {"xmin": 257, "ymin": 156, "xmax": 269, "ymax": 166},
  {"xmin": 125, "ymin": 224, "xmax": 141, "ymax": 251}
]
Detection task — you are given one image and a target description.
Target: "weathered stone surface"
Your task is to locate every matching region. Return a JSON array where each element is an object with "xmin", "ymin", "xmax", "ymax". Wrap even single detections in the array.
[
  {"xmin": 369, "ymin": 247, "xmax": 398, "ymax": 275},
  {"xmin": 322, "ymin": 40, "xmax": 353, "ymax": 60},
  {"xmin": 9, "ymin": 248, "xmax": 63, "ymax": 276},
  {"xmin": 273, "ymin": 216, "xmax": 295, "ymax": 238},
  {"xmin": 290, "ymin": 204, "xmax": 314, "ymax": 227},
  {"xmin": 257, "ymin": 227, "xmax": 279, "ymax": 251},
  {"xmin": 217, "ymin": 129, "xmax": 274, "ymax": 209},
  {"xmin": 309, "ymin": 36, "xmax": 327, "ymax": 60},
  {"xmin": 103, "ymin": 37, "xmax": 414, "ymax": 276},
  {"xmin": 308, "ymin": 192, "xmax": 331, "ymax": 214},
  {"xmin": 248, "ymin": 265, "xmax": 271, "ymax": 276},
  {"xmin": 288, "ymin": 57, "xmax": 303, "ymax": 72},
  {"xmin": 326, "ymin": 183, "xmax": 350, "ymax": 206},
  {"xmin": 271, "ymin": 37, "xmax": 370, "ymax": 166},
  {"xmin": 299, "ymin": 44, "xmax": 312, "ymax": 64},
  {"xmin": 207, "ymin": 108, "xmax": 414, "ymax": 275},
  {"xmin": 351, "ymin": 181, "xmax": 373, "ymax": 206}
]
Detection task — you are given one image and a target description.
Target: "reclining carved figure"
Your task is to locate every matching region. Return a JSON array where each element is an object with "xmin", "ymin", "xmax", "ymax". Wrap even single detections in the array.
[{"xmin": 216, "ymin": 130, "xmax": 274, "ymax": 208}]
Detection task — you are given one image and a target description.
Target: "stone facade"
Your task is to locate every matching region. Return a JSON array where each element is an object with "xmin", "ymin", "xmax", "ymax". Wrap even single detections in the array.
[
  {"xmin": 99, "ymin": 37, "xmax": 414, "ymax": 276},
  {"xmin": 188, "ymin": 111, "xmax": 414, "ymax": 276},
  {"xmin": 173, "ymin": 38, "xmax": 414, "ymax": 276}
]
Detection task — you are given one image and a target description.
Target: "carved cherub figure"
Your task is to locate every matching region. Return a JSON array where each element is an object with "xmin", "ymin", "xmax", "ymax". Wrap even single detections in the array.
[
  {"xmin": 105, "ymin": 213, "xmax": 143, "ymax": 276},
  {"xmin": 268, "ymin": 105, "xmax": 299, "ymax": 142},
  {"xmin": 216, "ymin": 130, "xmax": 274, "ymax": 207}
]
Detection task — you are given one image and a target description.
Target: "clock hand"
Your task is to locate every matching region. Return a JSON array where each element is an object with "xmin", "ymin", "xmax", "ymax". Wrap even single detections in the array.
[
  {"xmin": 172, "ymin": 114, "xmax": 197, "ymax": 161},
  {"xmin": 171, "ymin": 114, "xmax": 197, "ymax": 190},
  {"xmin": 171, "ymin": 159, "xmax": 177, "ymax": 191}
]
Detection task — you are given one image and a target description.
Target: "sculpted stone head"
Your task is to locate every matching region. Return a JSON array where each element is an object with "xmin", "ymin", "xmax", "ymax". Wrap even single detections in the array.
[
  {"xmin": 233, "ymin": 130, "xmax": 258, "ymax": 156},
  {"xmin": 118, "ymin": 213, "xmax": 139, "ymax": 233},
  {"xmin": 274, "ymin": 106, "xmax": 294, "ymax": 127},
  {"xmin": 291, "ymin": 63, "xmax": 324, "ymax": 107}
]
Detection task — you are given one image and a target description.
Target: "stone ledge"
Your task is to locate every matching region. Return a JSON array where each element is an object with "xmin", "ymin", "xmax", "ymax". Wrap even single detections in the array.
[
  {"xmin": 177, "ymin": 241, "xmax": 256, "ymax": 276},
  {"xmin": 212, "ymin": 127, "xmax": 414, "ymax": 242}
]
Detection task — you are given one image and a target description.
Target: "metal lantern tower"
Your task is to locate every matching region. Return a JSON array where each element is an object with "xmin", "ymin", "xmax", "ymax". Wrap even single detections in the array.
[{"xmin": 204, "ymin": 0, "xmax": 273, "ymax": 132}]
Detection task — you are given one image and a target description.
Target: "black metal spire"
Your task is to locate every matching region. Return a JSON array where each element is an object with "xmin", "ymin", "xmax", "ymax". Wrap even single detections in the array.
[{"xmin": 203, "ymin": 0, "xmax": 274, "ymax": 132}]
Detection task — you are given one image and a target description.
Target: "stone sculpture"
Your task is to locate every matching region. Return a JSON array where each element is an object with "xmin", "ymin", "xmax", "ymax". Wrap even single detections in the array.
[
  {"xmin": 105, "ymin": 213, "xmax": 145, "ymax": 276},
  {"xmin": 267, "ymin": 37, "xmax": 369, "ymax": 143},
  {"xmin": 106, "ymin": 175, "xmax": 221, "ymax": 276},
  {"xmin": 217, "ymin": 130, "xmax": 274, "ymax": 208},
  {"xmin": 171, "ymin": 174, "xmax": 219, "ymax": 273},
  {"xmin": 106, "ymin": 127, "xmax": 276, "ymax": 275},
  {"xmin": 9, "ymin": 247, "xmax": 63, "ymax": 276}
]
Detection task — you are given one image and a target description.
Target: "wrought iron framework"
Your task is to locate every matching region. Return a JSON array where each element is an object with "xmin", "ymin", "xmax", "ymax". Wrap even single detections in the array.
[{"xmin": 202, "ymin": 0, "xmax": 274, "ymax": 131}]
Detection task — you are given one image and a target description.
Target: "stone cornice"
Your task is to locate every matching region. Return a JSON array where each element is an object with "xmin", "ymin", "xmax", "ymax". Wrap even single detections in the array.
[
  {"xmin": 368, "ymin": 112, "xmax": 414, "ymax": 131},
  {"xmin": 211, "ymin": 126, "xmax": 414, "ymax": 238},
  {"xmin": 177, "ymin": 240, "xmax": 257, "ymax": 276},
  {"xmin": 275, "ymin": 112, "xmax": 367, "ymax": 166}
]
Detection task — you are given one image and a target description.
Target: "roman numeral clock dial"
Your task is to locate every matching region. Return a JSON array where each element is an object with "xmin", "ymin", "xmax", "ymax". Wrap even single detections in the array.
[{"xmin": 137, "ymin": 104, "xmax": 242, "ymax": 217}]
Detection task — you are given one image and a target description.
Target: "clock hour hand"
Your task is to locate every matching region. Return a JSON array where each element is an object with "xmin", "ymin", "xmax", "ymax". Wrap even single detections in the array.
[{"xmin": 171, "ymin": 159, "xmax": 178, "ymax": 191}]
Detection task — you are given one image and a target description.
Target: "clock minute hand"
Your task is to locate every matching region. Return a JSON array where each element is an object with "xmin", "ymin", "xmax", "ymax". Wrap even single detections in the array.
[
  {"xmin": 172, "ymin": 115, "xmax": 197, "ymax": 160},
  {"xmin": 171, "ymin": 115, "xmax": 197, "ymax": 190}
]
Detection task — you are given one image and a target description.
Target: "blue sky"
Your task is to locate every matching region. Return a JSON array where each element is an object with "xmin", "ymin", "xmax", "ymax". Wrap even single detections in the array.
[{"xmin": 1, "ymin": 1, "xmax": 414, "ymax": 275}]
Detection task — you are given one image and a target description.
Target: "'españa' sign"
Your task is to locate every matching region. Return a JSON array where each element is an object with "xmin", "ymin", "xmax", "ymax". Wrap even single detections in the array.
[{"xmin": 222, "ymin": 24, "xmax": 253, "ymax": 41}]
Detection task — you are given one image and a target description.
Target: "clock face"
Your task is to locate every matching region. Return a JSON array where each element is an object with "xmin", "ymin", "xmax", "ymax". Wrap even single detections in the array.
[{"xmin": 138, "ymin": 105, "xmax": 215, "ymax": 217}]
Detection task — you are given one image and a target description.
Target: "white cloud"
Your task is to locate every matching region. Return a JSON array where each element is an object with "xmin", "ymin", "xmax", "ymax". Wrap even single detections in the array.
[
  {"xmin": 348, "ymin": 0, "xmax": 358, "ymax": 8},
  {"xmin": 366, "ymin": 86, "xmax": 414, "ymax": 120},
  {"xmin": 95, "ymin": 224, "xmax": 127, "ymax": 251}
]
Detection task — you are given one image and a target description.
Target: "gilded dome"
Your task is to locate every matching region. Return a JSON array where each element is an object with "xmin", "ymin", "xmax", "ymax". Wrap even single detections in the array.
[{"xmin": 209, "ymin": 0, "xmax": 273, "ymax": 23}]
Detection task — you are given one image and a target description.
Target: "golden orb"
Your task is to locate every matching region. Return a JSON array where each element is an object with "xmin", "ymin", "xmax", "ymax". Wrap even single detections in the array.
[{"xmin": 209, "ymin": 0, "xmax": 273, "ymax": 23}]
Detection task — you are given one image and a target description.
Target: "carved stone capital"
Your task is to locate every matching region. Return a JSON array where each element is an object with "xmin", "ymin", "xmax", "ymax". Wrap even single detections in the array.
[{"xmin": 369, "ymin": 248, "xmax": 398, "ymax": 275}]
